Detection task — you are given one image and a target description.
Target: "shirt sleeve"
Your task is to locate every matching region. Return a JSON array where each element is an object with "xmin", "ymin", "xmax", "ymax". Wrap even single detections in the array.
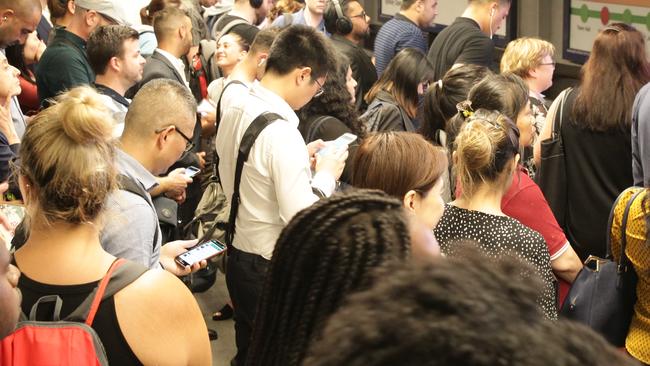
[
  {"xmin": 100, "ymin": 191, "xmax": 158, "ymax": 268},
  {"xmin": 502, "ymin": 175, "xmax": 568, "ymax": 258},
  {"xmin": 268, "ymin": 126, "xmax": 329, "ymax": 224}
]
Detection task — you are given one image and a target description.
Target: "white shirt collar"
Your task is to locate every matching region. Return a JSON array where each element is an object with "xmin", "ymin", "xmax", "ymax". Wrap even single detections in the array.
[
  {"xmin": 250, "ymin": 83, "xmax": 300, "ymax": 127},
  {"xmin": 155, "ymin": 48, "xmax": 187, "ymax": 84}
]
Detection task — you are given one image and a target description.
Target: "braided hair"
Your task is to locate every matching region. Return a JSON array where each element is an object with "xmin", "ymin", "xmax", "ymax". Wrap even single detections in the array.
[{"xmin": 246, "ymin": 189, "xmax": 412, "ymax": 366}]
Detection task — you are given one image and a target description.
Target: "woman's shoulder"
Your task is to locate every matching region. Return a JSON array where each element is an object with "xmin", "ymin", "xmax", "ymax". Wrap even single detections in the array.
[{"xmin": 114, "ymin": 269, "xmax": 210, "ymax": 365}]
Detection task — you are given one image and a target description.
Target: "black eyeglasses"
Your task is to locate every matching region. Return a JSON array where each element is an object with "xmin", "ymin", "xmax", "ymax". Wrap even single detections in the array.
[
  {"xmin": 155, "ymin": 125, "xmax": 195, "ymax": 152},
  {"xmin": 539, "ymin": 61, "xmax": 556, "ymax": 67},
  {"xmin": 350, "ymin": 10, "xmax": 367, "ymax": 19},
  {"xmin": 314, "ymin": 78, "xmax": 325, "ymax": 98}
]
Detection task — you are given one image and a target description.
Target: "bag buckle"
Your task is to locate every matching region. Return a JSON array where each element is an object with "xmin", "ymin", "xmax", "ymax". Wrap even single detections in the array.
[{"xmin": 584, "ymin": 255, "xmax": 606, "ymax": 272}]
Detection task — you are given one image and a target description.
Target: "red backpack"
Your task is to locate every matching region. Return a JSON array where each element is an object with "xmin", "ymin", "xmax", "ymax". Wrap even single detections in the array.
[{"xmin": 0, "ymin": 258, "xmax": 147, "ymax": 365}]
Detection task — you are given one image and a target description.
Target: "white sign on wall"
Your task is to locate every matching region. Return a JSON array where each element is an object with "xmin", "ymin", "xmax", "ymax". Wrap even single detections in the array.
[{"xmin": 566, "ymin": 0, "xmax": 650, "ymax": 61}]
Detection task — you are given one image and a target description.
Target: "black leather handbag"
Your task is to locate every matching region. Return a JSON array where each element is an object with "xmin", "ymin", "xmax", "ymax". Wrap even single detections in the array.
[
  {"xmin": 560, "ymin": 188, "xmax": 643, "ymax": 346},
  {"xmin": 537, "ymin": 88, "xmax": 572, "ymax": 228}
]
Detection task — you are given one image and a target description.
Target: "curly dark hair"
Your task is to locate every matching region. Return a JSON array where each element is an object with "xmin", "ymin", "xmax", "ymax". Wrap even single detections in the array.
[
  {"xmin": 246, "ymin": 189, "xmax": 412, "ymax": 366},
  {"xmin": 304, "ymin": 249, "xmax": 639, "ymax": 366},
  {"xmin": 298, "ymin": 54, "xmax": 364, "ymax": 136}
]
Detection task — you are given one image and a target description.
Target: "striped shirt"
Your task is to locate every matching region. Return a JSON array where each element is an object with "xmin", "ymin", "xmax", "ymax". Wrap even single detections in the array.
[{"xmin": 373, "ymin": 13, "xmax": 428, "ymax": 76}]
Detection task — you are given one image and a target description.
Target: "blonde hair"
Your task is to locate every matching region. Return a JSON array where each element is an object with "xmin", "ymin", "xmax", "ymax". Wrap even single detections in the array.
[
  {"xmin": 20, "ymin": 86, "xmax": 117, "ymax": 227},
  {"xmin": 454, "ymin": 109, "xmax": 519, "ymax": 198},
  {"xmin": 500, "ymin": 37, "xmax": 555, "ymax": 79}
]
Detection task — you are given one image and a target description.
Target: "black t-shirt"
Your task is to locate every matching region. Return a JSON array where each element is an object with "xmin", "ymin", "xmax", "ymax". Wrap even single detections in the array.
[{"xmin": 427, "ymin": 17, "xmax": 494, "ymax": 81}]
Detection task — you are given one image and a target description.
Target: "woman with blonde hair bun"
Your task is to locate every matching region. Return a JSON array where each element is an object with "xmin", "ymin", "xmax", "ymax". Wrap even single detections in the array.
[
  {"xmin": 10, "ymin": 87, "xmax": 211, "ymax": 365},
  {"xmin": 434, "ymin": 109, "xmax": 557, "ymax": 320}
]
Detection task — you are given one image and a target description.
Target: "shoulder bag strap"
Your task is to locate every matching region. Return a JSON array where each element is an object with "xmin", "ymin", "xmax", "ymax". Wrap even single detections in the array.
[
  {"xmin": 305, "ymin": 115, "xmax": 331, "ymax": 143},
  {"xmin": 117, "ymin": 174, "xmax": 159, "ymax": 249},
  {"xmin": 617, "ymin": 188, "xmax": 645, "ymax": 272},
  {"xmin": 65, "ymin": 259, "xmax": 148, "ymax": 325},
  {"xmin": 552, "ymin": 88, "xmax": 572, "ymax": 139},
  {"xmin": 214, "ymin": 80, "xmax": 248, "ymax": 178},
  {"xmin": 225, "ymin": 112, "xmax": 282, "ymax": 246}
]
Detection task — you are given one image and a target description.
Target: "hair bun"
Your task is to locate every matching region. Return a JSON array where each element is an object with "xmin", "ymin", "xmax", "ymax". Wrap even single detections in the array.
[{"xmin": 56, "ymin": 87, "xmax": 114, "ymax": 145}]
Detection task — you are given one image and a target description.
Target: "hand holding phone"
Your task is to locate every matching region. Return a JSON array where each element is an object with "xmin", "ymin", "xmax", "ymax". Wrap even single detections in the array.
[
  {"xmin": 317, "ymin": 133, "xmax": 357, "ymax": 157},
  {"xmin": 174, "ymin": 240, "xmax": 227, "ymax": 267},
  {"xmin": 185, "ymin": 166, "xmax": 201, "ymax": 178}
]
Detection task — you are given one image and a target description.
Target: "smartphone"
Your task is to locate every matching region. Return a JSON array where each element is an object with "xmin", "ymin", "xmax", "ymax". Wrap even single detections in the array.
[
  {"xmin": 175, "ymin": 240, "xmax": 227, "ymax": 267},
  {"xmin": 318, "ymin": 133, "xmax": 357, "ymax": 156},
  {"xmin": 185, "ymin": 166, "xmax": 201, "ymax": 178}
]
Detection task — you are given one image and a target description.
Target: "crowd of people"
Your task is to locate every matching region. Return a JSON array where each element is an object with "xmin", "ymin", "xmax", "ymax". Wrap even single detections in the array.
[{"xmin": 0, "ymin": 0, "xmax": 649, "ymax": 365}]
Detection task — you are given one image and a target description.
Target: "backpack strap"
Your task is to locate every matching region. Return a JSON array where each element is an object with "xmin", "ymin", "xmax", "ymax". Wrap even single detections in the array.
[
  {"xmin": 304, "ymin": 115, "xmax": 331, "ymax": 143},
  {"xmin": 117, "ymin": 174, "xmax": 159, "ymax": 249},
  {"xmin": 225, "ymin": 112, "xmax": 282, "ymax": 246},
  {"xmin": 66, "ymin": 259, "xmax": 148, "ymax": 325}
]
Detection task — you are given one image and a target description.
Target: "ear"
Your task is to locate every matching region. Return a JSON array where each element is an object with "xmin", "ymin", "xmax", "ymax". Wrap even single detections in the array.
[
  {"xmin": 68, "ymin": 0, "xmax": 76, "ymax": 14},
  {"xmin": 257, "ymin": 53, "xmax": 268, "ymax": 67},
  {"xmin": 18, "ymin": 175, "xmax": 32, "ymax": 206},
  {"xmin": 403, "ymin": 190, "xmax": 419, "ymax": 213},
  {"xmin": 238, "ymin": 50, "xmax": 248, "ymax": 62},
  {"xmin": 108, "ymin": 56, "xmax": 121, "ymax": 73},
  {"xmin": 156, "ymin": 126, "xmax": 172, "ymax": 149},
  {"xmin": 514, "ymin": 153, "xmax": 520, "ymax": 166},
  {"xmin": 0, "ymin": 9, "xmax": 13, "ymax": 23},
  {"xmin": 296, "ymin": 66, "xmax": 312, "ymax": 86},
  {"xmin": 85, "ymin": 10, "xmax": 99, "ymax": 27}
]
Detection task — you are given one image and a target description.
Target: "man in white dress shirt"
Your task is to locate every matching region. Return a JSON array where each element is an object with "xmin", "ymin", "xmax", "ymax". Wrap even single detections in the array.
[{"xmin": 216, "ymin": 25, "xmax": 346, "ymax": 366}]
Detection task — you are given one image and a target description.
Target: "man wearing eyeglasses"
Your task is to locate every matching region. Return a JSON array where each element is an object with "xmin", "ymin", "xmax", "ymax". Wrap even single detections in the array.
[
  {"xmin": 324, "ymin": 0, "xmax": 376, "ymax": 111},
  {"xmin": 216, "ymin": 25, "xmax": 347, "ymax": 366},
  {"xmin": 36, "ymin": 0, "xmax": 129, "ymax": 107},
  {"xmin": 101, "ymin": 79, "xmax": 207, "ymax": 276}
]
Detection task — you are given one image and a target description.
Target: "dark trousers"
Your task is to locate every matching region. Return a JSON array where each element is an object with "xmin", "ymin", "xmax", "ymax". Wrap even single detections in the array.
[{"xmin": 226, "ymin": 246, "xmax": 270, "ymax": 366}]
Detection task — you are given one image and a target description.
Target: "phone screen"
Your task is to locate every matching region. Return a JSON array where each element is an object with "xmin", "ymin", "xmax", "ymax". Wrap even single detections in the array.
[
  {"xmin": 175, "ymin": 240, "xmax": 226, "ymax": 266},
  {"xmin": 185, "ymin": 166, "xmax": 201, "ymax": 178},
  {"xmin": 318, "ymin": 133, "xmax": 357, "ymax": 156}
]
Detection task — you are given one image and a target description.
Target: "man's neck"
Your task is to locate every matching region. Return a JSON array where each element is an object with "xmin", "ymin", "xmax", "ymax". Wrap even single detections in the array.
[
  {"xmin": 65, "ymin": 21, "xmax": 89, "ymax": 41},
  {"xmin": 157, "ymin": 43, "xmax": 181, "ymax": 59},
  {"xmin": 260, "ymin": 73, "xmax": 295, "ymax": 109},
  {"xmin": 303, "ymin": 8, "xmax": 323, "ymax": 28},
  {"xmin": 230, "ymin": 3, "xmax": 256, "ymax": 24},
  {"xmin": 399, "ymin": 8, "xmax": 420, "ymax": 28},
  {"xmin": 95, "ymin": 74, "xmax": 128, "ymax": 96},
  {"xmin": 461, "ymin": 7, "xmax": 488, "ymax": 34},
  {"xmin": 230, "ymin": 58, "xmax": 257, "ymax": 83},
  {"xmin": 119, "ymin": 139, "xmax": 158, "ymax": 175},
  {"xmin": 343, "ymin": 32, "xmax": 362, "ymax": 45}
]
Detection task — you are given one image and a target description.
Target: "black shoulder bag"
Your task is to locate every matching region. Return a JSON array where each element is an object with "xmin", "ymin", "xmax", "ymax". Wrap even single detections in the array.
[
  {"xmin": 537, "ymin": 88, "xmax": 572, "ymax": 228},
  {"xmin": 560, "ymin": 187, "xmax": 642, "ymax": 346}
]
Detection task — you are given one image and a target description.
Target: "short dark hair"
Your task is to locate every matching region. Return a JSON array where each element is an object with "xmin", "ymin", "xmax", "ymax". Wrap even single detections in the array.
[
  {"xmin": 87, "ymin": 25, "xmax": 139, "ymax": 75},
  {"xmin": 265, "ymin": 25, "xmax": 338, "ymax": 80},
  {"xmin": 400, "ymin": 0, "xmax": 418, "ymax": 10},
  {"xmin": 249, "ymin": 28, "xmax": 279, "ymax": 55},
  {"xmin": 153, "ymin": 6, "xmax": 189, "ymax": 42},
  {"xmin": 246, "ymin": 189, "xmax": 412, "ymax": 366},
  {"xmin": 323, "ymin": 0, "xmax": 351, "ymax": 35},
  {"xmin": 304, "ymin": 250, "xmax": 638, "ymax": 366}
]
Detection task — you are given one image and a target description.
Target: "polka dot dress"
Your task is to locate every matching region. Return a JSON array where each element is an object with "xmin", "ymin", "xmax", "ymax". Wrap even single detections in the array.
[{"xmin": 434, "ymin": 204, "xmax": 558, "ymax": 320}]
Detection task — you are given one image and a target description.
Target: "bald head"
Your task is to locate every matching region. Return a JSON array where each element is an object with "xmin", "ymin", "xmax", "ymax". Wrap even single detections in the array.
[
  {"xmin": 123, "ymin": 79, "xmax": 196, "ymax": 140},
  {"xmin": 0, "ymin": 0, "xmax": 41, "ymax": 48}
]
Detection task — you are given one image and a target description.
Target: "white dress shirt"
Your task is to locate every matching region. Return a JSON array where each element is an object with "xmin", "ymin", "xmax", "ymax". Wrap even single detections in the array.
[{"xmin": 216, "ymin": 83, "xmax": 336, "ymax": 259}]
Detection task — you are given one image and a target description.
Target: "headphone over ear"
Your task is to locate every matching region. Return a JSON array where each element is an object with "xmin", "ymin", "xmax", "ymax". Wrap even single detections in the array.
[
  {"xmin": 332, "ymin": 0, "xmax": 352, "ymax": 35},
  {"xmin": 250, "ymin": 0, "xmax": 262, "ymax": 9}
]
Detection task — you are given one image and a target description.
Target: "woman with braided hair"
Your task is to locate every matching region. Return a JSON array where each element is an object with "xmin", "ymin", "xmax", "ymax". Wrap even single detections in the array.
[{"xmin": 246, "ymin": 189, "xmax": 432, "ymax": 366}]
